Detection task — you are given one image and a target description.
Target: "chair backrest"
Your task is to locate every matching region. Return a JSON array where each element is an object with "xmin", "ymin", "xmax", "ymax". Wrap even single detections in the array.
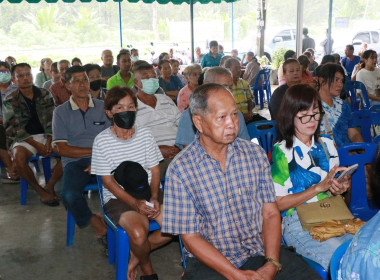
[
  {"xmin": 246, "ymin": 120, "xmax": 277, "ymax": 155},
  {"xmin": 352, "ymin": 109, "xmax": 380, "ymax": 142},
  {"xmin": 344, "ymin": 80, "xmax": 371, "ymax": 111},
  {"xmin": 330, "ymin": 239, "xmax": 352, "ymax": 280},
  {"xmin": 252, "ymin": 69, "xmax": 270, "ymax": 90},
  {"xmin": 352, "ymin": 110, "xmax": 373, "ymax": 142},
  {"xmin": 337, "ymin": 142, "xmax": 378, "ymax": 221}
]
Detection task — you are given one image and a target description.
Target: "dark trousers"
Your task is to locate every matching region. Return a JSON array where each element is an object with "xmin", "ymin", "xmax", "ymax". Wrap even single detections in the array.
[
  {"xmin": 182, "ymin": 246, "xmax": 322, "ymax": 280},
  {"xmin": 61, "ymin": 158, "xmax": 96, "ymax": 228}
]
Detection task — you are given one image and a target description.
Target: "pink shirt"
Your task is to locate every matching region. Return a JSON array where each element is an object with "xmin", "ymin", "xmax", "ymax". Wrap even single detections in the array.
[{"xmin": 177, "ymin": 85, "xmax": 193, "ymax": 113}]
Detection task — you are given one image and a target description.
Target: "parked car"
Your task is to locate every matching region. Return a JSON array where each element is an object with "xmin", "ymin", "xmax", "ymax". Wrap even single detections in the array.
[{"xmin": 351, "ymin": 30, "xmax": 380, "ymax": 52}]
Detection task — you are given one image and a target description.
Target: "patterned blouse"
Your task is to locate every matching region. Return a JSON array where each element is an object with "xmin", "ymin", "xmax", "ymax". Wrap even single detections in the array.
[
  {"xmin": 320, "ymin": 97, "xmax": 354, "ymax": 147},
  {"xmin": 338, "ymin": 211, "xmax": 380, "ymax": 280},
  {"xmin": 271, "ymin": 135, "xmax": 339, "ymax": 216}
]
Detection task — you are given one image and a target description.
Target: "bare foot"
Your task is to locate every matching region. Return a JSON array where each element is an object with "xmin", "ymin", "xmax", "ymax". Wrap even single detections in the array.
[
  {"xmin": 127, "ymin": 251, "xmax": 139, "ymax": 280},
  {"xmin": 45, "ymin": 182, "xmax": 59, "ymax": 200}
]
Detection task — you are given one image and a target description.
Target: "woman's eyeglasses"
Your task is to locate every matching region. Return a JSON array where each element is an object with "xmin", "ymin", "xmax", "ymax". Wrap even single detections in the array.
[{"xmin": 297, "ymin": 112, "xmax": 325, "ymax": 124}]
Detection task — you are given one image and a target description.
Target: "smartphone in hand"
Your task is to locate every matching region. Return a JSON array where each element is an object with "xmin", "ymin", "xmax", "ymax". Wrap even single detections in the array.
[{"xmin": 335, "ymin": 164, "xmax": 359, "ymax": 183}]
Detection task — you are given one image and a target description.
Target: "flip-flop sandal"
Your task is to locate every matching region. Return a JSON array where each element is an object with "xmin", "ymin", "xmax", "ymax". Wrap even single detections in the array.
[
  {"xmin": 140, "ymin": 273, "xmax": 158, "ymax": 280},
  {"xmin": 40, "ymin": 198, "xmax": 60, "ymax": 207}
]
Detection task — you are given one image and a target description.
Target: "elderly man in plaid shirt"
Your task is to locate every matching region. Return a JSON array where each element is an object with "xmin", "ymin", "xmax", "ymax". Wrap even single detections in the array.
[{"xmin": 163, "ymin": 83, "xmax": 320, "ymax": 280}]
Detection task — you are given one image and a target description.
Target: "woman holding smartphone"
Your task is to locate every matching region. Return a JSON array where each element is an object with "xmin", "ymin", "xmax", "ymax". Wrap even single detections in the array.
[{"xmin": 271, "ymin": 84, "xmax": 352, "ymax": 270}]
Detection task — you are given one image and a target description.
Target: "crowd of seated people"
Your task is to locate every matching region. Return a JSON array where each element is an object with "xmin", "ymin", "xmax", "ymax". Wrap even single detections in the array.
[{"xmin": 2, "ymin": 39, "xmax": 379, "ymax": 280}]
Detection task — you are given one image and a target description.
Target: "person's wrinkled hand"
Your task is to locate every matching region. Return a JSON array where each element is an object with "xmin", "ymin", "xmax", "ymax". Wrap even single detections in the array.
[
  {"xmin": 35, "ymin": 142, "xmax": 50, "ymax": 157},
  {"xmin": 330, "ymin": 174, "xmax": 350, "ymax": 195},
  {"xmin": 315, "ymin": 165, "xmax": 346, "ymax": 193},
  {"xmin": 148, "ymin": 198, "xmax": 160, "ymax": 219},
  {"xmin": 233, "ymin": 269, "xmax": 266, "ymax": 280},
  {"xmin": 84, "ymin": 165, "xmax": 91, "ymax": 175},
  {"xmin": 133, "ymin": 199, "xmax": 158, "ymax": 217}
]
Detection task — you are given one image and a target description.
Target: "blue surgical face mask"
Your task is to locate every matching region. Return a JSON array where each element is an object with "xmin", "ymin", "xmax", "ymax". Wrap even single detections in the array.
[
  {"xmin": 0, "ymin": 71, "xmax": 11, "ymax": 83},
  {"xmin": 132, "ymin": 56, "xmax": 139, "ymax": 62},
  {"xmin": 141, "ymin": 78, "xmax": 159, "ymax": 95}
]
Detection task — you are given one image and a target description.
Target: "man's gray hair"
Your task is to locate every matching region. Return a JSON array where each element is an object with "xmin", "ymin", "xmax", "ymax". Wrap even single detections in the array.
[
  {"xmin": 189, "ymin": 83, "xmax": 226, "ymax": 116},
  {"xmin": 224, "ymin": 57, "xmax": 240, "ymax": 69},
  {"xmin": 204, "ymin": 67, "xmax": 232, "ymax": 84}
]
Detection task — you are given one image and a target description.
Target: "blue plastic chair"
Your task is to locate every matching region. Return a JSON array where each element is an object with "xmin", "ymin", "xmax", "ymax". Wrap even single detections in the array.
[
  {"xmin": 281, "ymin": 236, "xmax": 328, "ymax": 279},
  {"xmin": 344, "ymin": 80, "xmax": 370, "ymax": 111},
  {"xmin": 330, "ymin": 239, "xmax": 352, "ymax": 280},
  {"xmin": 20, "ymin": 154, "xmax": 59, "ymax": 205},
  {"xmin": 338, "ymin": 142, "xmax": 379, "ymax": 221},
  {"xmin": 96, "ymin": 175, "xmax": 160, "ymax": 280},
  {"xmin": 246, "ymin": 120, "xmax": 277, "ymax": 156},
  {"xmin": 251, "ymin": 68, "xmax": 271, "ymax": 109},
  {"xmin": 351, "ymin": 109, "xmax": 380, "ymax": 142},
  {"xmin": 66, "ymin": 180, "xmax": 99, "ymax": 247}
]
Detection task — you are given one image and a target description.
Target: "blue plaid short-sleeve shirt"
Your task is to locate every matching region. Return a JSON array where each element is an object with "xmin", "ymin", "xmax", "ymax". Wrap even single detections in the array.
[{"xmin": 162, "ymin": 137, "xmax": 276, "ymax": 267}]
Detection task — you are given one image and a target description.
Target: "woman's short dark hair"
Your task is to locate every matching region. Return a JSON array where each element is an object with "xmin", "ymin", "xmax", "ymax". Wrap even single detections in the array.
[
  {"xmin": 158, "ymin": 59, "xmax": 170, "ymax": 70},
  {"xmin": 276, "ymin": 84, "xmax": 323, "ymax": 149},
  {"xmin": 321, "ymin": 55, "xmax": 336, "ymax": 65},
  {"xmin": 284, "ymin": 50, "xmax": 296, "ymax": 60},
  {"xmin": 362, "ymin": 49, "xmax": 377, "ymax": 60},
  {"xmin": 158, "ymin": 52, "xmax": 169, "ymax": 61},
  {"xmin": 83, "ymin": 63, "xmax": 101, "ymax": 75},
  {"xmin": 283, "ymin": 59, "xmax": 300, "ymax": 73},
  {"xmin": 298, "ymin": 55, "xmax": 310, "ymax": 68},
  {"xmin": 0, "ymin": 61, "xmax": 11, "ymax": 70},
  {"xmin": 104, "ymin": 86, "xmax": 137, "ymax": 119},
  {"xmin": 317, "ymin": 63, "xmax": 345, "ymax": 90}
]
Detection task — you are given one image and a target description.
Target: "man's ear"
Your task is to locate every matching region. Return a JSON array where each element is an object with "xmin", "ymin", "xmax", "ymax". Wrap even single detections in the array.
[
  {"xmin": 192, "ymin": 114, "xmax": 203, "ymax": 133},
  {"xmin": 64, "ymin": 82, "xmax": 71, "ymax": 92},
  {"xmin": 11, "ymin": 75, "xmax": 16, "ymax": 84},
  {"xmin": 117, "ymin": 61, "xmax": 120, "ymax": 67}
]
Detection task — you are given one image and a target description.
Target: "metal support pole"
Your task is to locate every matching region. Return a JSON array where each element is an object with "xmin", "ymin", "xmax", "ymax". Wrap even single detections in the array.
[
  {"xmin": 118, "ymin": 0, "xmax": 123, "ymax": 48},
  {"xmin": 190, "ymin": 0, "xmax": 194, "ymax": 63},
  {"xmin": 231, "ymin": 1, "xmax": 234, "ymax": 49},
  {"xmin": 327, "ymin": 0, "xmax": 333, "ymax": 54},
  {"xmin": 296, "ymin": 0, "xmax": 304, "ymax": 56}
]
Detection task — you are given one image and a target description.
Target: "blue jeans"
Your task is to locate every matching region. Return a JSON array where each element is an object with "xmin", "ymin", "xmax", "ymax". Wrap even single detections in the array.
[
  {"xmin": 282, "ymin": 211, "xmax": 353, "ymax": 270},
  {"xmin": 61, "ymin": 158, "xmax": 96, "ymax": 228}
]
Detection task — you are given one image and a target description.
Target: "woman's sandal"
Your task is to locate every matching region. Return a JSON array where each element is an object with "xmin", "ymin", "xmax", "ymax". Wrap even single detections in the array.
[{"xmin": 140, "ymin": 273, "xmax": 158, "ymax": 280}]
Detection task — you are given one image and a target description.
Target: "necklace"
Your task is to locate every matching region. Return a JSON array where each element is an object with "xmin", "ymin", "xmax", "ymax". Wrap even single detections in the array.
[{"xmin": 112, "ymin": 126, "xmax": 134, "ymax": 140}]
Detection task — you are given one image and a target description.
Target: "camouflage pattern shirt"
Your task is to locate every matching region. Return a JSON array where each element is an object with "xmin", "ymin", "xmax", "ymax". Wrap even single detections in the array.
[{"xmin": 3, "ymin": 86, "xmax": 55, "ymax": 148}]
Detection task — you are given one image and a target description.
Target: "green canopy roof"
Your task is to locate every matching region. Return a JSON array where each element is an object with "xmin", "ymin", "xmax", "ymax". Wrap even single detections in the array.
[{"xmin": 3, "ymin": 0, "xmax": 236, "ymax": 4}]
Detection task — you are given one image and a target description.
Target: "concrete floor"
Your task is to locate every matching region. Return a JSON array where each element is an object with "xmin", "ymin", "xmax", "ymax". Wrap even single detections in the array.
[
  {"xmin": 0, "ymin": 103, "xmax": 271, "ymax": 280},
  {"xmin": 0, "ymin": 175, "xmax": 183, "ymax": 280}
]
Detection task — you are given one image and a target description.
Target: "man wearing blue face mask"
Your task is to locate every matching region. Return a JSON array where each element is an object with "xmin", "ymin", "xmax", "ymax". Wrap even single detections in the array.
[
  {"xmin": 0, "ymin": 61, "xmax": 17, "ymax": 111},
  {"xmin": 133, "ymin": 62, "xmax": 181, "ymax": 177}
]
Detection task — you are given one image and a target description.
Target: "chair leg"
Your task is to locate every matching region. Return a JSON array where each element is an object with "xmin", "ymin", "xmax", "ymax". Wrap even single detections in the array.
[
  {"xmin": 116, "ymin": 228, "xmax": 129, "ymax": 280},
  {"xmin": 259, "ymin": 89, "xmax": 264, "ymax": 109},
  {"xmin": 41, "ymin": 157, "xmax": 52, "ymax": 184},
  {"xmin": 20, "ymin": 178, "xmax": 28, "ymax": 205},
  {"xmin": 254, "ymin": 89, "xmax": 259, "ymax": 106},
  {"xmin": 107, "ymin": 226, "xmax": 116, "ymax": 265},
  {"xmin": 66, "ymin": 210, "xmax": 76, "ymax": 247},
  {"xmin": 179, "ymin": 236, "xmax": 187, "ymax": 269}
]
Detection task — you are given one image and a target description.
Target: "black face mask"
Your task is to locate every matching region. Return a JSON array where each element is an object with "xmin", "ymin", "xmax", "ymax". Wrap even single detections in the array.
[
  {"xmin": 90, "ymin": 79, "xmax": 102, "ymax": 91},
  {"xmin": 113, "ymin": 111, "xmax": 136, "ymax": 129}
]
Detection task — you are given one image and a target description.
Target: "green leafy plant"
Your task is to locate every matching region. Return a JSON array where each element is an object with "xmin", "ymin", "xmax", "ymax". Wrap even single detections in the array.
[{"xmin": 271, "ymin": 46, "xmax": 290, "ymax": 69}]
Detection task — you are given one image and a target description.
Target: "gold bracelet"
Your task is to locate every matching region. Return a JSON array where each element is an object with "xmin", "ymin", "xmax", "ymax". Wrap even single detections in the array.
[{"xmin": 265, "ymin": 257, "xmax": 282, "ymax": 272}]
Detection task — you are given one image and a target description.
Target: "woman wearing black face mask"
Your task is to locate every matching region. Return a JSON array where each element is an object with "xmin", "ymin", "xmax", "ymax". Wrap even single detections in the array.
[
  {"xmin": 83, "ymin": 63, "xmax": 107, "ymax": 100},
  {"xmin": 91, "ymin": 86, "xmax": 171, "ymax": 280}
]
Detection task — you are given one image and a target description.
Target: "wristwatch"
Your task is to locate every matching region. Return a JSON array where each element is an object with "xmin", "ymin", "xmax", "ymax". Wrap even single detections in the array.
[{"xmin": 265, "ymin": 257, "xmax": 282, "ymax": 272}]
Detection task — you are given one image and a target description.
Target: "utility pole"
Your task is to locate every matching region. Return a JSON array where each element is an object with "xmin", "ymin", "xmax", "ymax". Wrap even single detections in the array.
[{"xmin": 256, "ymin": 0, "xmax": 266, "ymax": 57}]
